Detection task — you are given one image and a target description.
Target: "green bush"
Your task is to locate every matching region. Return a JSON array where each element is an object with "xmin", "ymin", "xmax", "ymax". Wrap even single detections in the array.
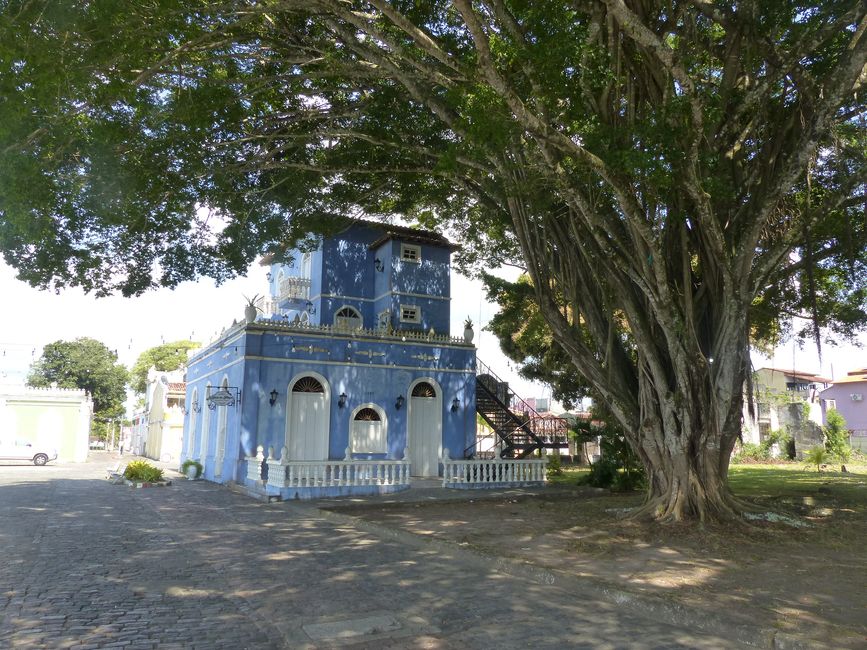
[
  {"xmin": 181, "ymin": 458, "xmax": 203, "ymax": 479},
  {"xmin": 733, "ymin": 430, "xmax": 794, "ymax": 463},
  {"xmin": 733, "ymin": 442, "xmax": 767, "ymax": 463},
  {"xmin": 804, "ymin": 446, "xmax": 829, "ymax": 472},
  {"xmin": 582, "ymin": 457, "xmax": 618, "ymax": 488},
  {"xmin": 124, "ymin": 460, "xmax": 164, "ymax": 483},
  {"xmin": 823, "ymin": 409, "xmax": 851, "ymax": 461},
  {"xmin": 546, "ymin": 452, "xmax": 563, "ymax": 476}
]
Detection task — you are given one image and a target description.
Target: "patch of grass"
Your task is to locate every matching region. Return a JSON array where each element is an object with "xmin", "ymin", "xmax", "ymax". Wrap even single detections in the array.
[
  {"xmin": 729, "ymin": 463, "xmax": 867, "ymax": 504},
  {"xmin": 545, "ymin": 464, "xmax": 591, "ymax": 487}
]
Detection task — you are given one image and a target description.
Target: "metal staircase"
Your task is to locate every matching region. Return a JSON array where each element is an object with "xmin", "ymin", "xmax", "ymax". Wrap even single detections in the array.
[{"xmin": 471, "ymin": 359, "xmax": 569, "ymax": 459}]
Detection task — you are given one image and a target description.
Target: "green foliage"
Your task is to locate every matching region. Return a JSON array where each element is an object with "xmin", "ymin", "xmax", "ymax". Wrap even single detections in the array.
[
  {"xmin": 584, "ymin": 456, "xmax": 618, "ymax": 488},
  {"xmin": 2, "ymin": 1, "xmax": 864, "ymax": 520},
  {"xmin": 733, "ymin": 443, "xmax": 767, "ymax": 463},
  {"xmin": 123, "ymin": 460, "xmax": 164, "ymax": 483},
  {"xmin": 804, "ymin": 446, "xmax": 829, "ymax": 472},
  {"xmin": 484, "ymin": 272, "xmax": 591, "ymax": 409},
  {"xmin": 546, "ymin": 452, "xmax": 563, "ymax": 477},
  {"xmin": 180, "ymin": 459, "xmax": 203, "ymax": 479},
  {"xmin": 27, "ymin": 337, "xmax": 128, "ymax": 421},
  {"xmin": 130, "ymin": 340, "xmax": 200, "ymax": 394},
  {"xmin": 575, "ymin": 407, "xmax": 646, "ymax": 491},
  {"xmin": 823, "ymin": 409, "xmax": 851, "ymax": 461}
]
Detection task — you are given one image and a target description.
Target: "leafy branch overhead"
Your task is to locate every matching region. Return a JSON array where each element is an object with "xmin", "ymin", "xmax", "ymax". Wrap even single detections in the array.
[{"xmin": 1, "ymin": 1, "xmax": 865, "ymax": 522}]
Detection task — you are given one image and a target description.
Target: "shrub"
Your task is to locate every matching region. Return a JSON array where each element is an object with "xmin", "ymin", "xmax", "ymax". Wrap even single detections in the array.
[
  {"xmin": 124, "ymin": 460, "xmax": 164, "ymax": 483},
  {"xmin": 546, "ymin": 451, "xmax": 563, "ymax": 476},
  {"xmin": 733, "ymin": 442, "xmax": 767, "ymax": 463},
  {"xmin": 181, "ymin": 458, "xmax": 203, "ymax": 479},
  {"xmin": 823, "ymin": 409, "xmax": 851, "ymax": 461},
  {"xmin": 804, "ymin": 446, "xmax": 829, "ymax": 472},
  {"xmin": 582, "ymin": 456, "xmax": 618, "ymax": 488}
]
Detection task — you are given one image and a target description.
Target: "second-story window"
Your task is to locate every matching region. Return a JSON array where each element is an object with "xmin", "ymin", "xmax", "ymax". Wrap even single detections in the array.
[
  {"xmin": 400, "ymin": 243, "xmax": 421, "ymax": 263},
  {"xmin": 334, "ymin": 306, "xmax": 363, "ymax": 330},
  {"xmin": 400, "ymin": 305, "xmax": 421, "ymax": 324}
]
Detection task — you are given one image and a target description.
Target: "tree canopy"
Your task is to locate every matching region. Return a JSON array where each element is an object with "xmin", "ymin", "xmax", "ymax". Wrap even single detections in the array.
[
  {"xmin": 130, "ymin": 340, "xmax": 200, "ymax": 395},
  {"xmin": 27, "ymin": 337, "xmax": 129, "ymax": 421},
  {"xmin": 2, "ymin": 1, "xmax": 865, "ymax": 521}
]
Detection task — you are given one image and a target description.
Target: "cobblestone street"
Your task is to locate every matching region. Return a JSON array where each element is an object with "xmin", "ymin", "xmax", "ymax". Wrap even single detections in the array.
[{"xmin": 0, "ymin": 457, "xmax": 735, "ymax": 649}]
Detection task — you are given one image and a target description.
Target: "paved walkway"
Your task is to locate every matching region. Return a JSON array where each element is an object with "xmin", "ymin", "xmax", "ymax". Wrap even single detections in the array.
[{"xmin": 1, "ymin": 455, "xmax": 738, "ymax": 648}]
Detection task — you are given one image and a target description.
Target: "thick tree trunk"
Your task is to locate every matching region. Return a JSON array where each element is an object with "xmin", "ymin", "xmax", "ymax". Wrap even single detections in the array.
[
  {"xmin": 626, "ymin": 341, "xmax": 754, "ymax": 523},
  {"xmin": 634, "ymin": 425, "xmax": 745, "ymax": 522}
]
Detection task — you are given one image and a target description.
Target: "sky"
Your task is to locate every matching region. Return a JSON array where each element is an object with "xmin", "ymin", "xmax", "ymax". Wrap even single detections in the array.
[
  {"xmin": 2, "ymin": 258, "xmax": 864, "ymax": 414},
  {"xmin": 0, "ymin": 259, "xmax": 558, "ymax": 408}
]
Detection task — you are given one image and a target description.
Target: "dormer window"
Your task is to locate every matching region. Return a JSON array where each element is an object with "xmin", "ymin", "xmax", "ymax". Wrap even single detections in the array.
[
  {"xmin": 400, "ymin": 305, "xmax": 421, "ymax": 324},
  {"xmin": 400, "ymin": 243, "xmax": 421, "ymax": 263}
]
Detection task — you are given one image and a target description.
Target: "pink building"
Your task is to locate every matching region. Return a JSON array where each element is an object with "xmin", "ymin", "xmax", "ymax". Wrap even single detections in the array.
[{"xmin": 819, "ymin": 368, "xmax": 867, "ymax": 452}]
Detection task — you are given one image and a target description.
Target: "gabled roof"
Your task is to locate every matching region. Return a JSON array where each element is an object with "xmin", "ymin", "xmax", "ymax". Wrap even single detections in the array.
[
  {"xmin": 366, "ymin": 221, "xmax": 459, "ymax": 252},
  {"xmin": 259, "ymin": 218, "xmax": 458, "ymax": 265},
  {"xmin": 826, "ymin": 369, "xmax": 867, "ymax": 385},
  {"xmin": 757, "ymin": 367, "xmax": 832, "ymax": 384}
]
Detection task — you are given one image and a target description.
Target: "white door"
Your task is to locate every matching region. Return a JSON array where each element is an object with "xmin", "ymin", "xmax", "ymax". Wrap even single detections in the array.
[
  {"xmin": 288, "ymin": 377, "xmax": 328, "ymax": 460},
  {"xmin": 409, "ymin": 382, "xmax": 441, "ymax": 477}
]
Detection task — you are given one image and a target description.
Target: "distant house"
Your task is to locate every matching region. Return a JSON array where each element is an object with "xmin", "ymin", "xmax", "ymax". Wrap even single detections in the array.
[
  {"xmin": 130, "ymin": 368, "xmax": 186, "ymax": 462},
  {"xmin": 742, "ymin": 367, "xmax": 829, "ymax": 446},
  {"xmin": 0, "ymin": 384, "xmax": 92, "ymax": 462},
  {"xmin": 819, "ymin": 368, "xmax": 867, "ymax": 452}
]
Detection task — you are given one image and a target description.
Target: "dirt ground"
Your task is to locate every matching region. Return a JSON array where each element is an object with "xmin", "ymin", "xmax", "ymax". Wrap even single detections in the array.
[{"xmin": 326, "ymin": 478, "xmax": 867, "ymax": 645}]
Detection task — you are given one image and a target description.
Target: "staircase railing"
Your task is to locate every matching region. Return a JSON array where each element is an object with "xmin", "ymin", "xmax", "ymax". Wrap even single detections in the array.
[
  {"xmin": 471, "ymin": 359, "xmax": 570, "ymax": 459},
  {"xmin": 473, "ymin": 359, "xmax": 544, "ymax": 458}
]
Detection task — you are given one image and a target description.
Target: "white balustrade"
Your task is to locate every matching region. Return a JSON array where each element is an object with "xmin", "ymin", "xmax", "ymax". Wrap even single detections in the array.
[
  {"xmin": 278, "ymin": 277, "xmax": 312, "ymax": 301},
  {"xmin": 441, "ymin": 455, "xmax": 547, "ymax": 487},
  {"xmin": 245, "ymin": 445, "xmax": 266, "ymax": 482},
  {"xmin": 265, "ymin": 448, "xmax": 410, "ymax": 490},
  {"xmin": 252, "ymin": 318, "xmax": 470, "ymax": 346}
]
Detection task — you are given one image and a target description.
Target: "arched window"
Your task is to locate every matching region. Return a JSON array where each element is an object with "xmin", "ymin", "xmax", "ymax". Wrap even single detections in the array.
[
  {"xmin": 301, "ymin": 252, "xmax": 312, "ymax": 278},
  {"xmin": 292, "ymin": 376, "xmax": 324, "ymax": 393},
  {"xmin": 355, "ymin": 407, "xmax": 381, "ymax": 421},
  {"xmin": 411, "ymin": 382, "xmax": 437, "ymax": 398},
  {"xmin": 334, "ymin": 306, "xmax": 363, "ymax": 331},
  {"xmin": 350, "ymin": 405, "xmax": 387, "ymax": 454}
]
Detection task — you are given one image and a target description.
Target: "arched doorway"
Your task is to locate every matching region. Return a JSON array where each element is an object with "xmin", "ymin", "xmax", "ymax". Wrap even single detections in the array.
[
  {"xmin": 408, "ymin": 379, "xmax": 442, "ymax": 477},
  {"xmin": 199, "ymin": 382, "xmax": 212, "ymax": 471},
  {"xmin": 286, "ymin": 374, "xmax": 330, "ymax": 460},
  {"xmin": 187, "ymin": 388, "xmax": 198, "ymax": 458},
  {"xmin": 214, "ymin": 376, "xmax": 229, "ymax": 478}
]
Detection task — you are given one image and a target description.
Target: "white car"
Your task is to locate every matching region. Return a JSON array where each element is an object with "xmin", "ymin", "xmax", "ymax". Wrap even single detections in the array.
[{"xmin": 0, "ymin": 439, "xmax": 58, "ymax": 466}]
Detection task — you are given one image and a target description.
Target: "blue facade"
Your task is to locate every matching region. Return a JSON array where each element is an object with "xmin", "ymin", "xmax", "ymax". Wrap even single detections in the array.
[{"xmin": 182, "ymin": 221, "xmax": 476, "ymax": 495}]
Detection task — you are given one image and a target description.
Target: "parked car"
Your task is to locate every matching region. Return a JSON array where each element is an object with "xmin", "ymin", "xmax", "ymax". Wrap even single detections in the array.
[
  {"xmin": 89, "ymin": 440, "xmax": 106, "ymax": 450},
  {"xmin": 0, "ymin": 439, "xmax": 58, "ymax": 466}
]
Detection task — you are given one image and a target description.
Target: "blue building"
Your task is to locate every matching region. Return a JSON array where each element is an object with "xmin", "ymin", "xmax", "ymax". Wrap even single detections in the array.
[{"xmin": 182, "ymin": 220, "xmax": 488, "ymax": 498}]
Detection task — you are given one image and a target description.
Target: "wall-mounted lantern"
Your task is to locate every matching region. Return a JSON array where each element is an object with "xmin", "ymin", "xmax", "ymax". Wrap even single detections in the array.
[
  {"xmin": 305, "ymin": 300, "xmax": 317, "ymax": 314},
  {"xmin": 269, "ymin": 389, "xmax": 279, "ymax": 407},
  {"xmin": 192, "ymin": 401, "xmax": 201, "ymax": 413},
  {"xmin": 451, "ymin": 397, "xmax": 460, "ymax": 412},
  {"xmin": 266, "ymin": 271, "xmax": 272, "ymax": 281},
  {"xmin": 374, "ymin": 258, "xmax": 384, "ymax": 272},
  {"xmin": 395, "ymin": 395, "xmax": 405, "ymax": 410},
  {"xmin": 338, "ymin": 392, "xmax": 347, "ymax": 408}
]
